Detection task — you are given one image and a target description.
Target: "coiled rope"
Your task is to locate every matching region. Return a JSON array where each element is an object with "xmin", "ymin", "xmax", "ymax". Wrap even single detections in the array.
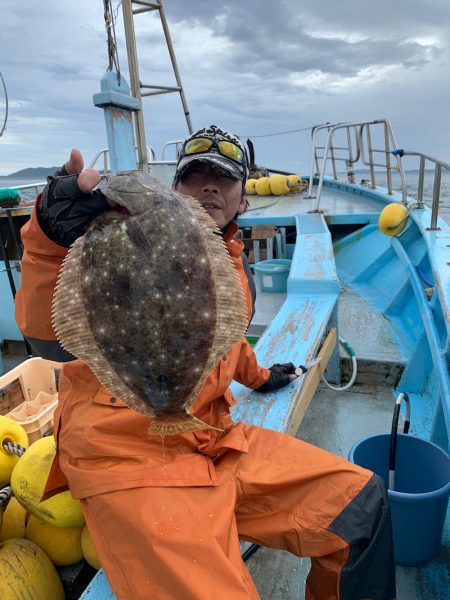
[
  {"xmin": 0, "ymin": 441, "xmax": 27, "ymax": 507},
  {"xmin": 2, "ymin": 440, "xmax": 27, "ymax": 457},
  {"xmin": 0, "ymin": 485, "xmax": 12, "ymax": 506}
]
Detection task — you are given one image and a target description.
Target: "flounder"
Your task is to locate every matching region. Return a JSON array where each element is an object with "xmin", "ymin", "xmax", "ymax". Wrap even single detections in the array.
[{"xmin": 52, "ymin": 172, "xmax": 248, "ymax": 435}]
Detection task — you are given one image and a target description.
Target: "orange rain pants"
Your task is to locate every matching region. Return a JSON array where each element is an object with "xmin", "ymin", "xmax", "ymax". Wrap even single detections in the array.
[{"xmin": 15, "ymin": 201, "xmax": 396, "ymax": 600}]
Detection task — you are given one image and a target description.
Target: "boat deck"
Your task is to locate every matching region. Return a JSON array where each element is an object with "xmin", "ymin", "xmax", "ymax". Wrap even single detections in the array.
[
  {"xmin": 243, "ymin": 180, "xmax": 391, "ymax": 223},
  {"xmin": 250, "ymin": 285, "xmax": 405, "ymax": 365},
  {"xmin": 246, "ymin": 381, "xmax": 450, "ymax": 600}
]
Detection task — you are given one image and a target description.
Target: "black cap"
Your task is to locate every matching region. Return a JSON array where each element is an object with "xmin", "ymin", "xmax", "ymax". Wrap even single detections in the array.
[{"xmin": 174, "ymin": 125, "xmax": 248, "ymax": 184}]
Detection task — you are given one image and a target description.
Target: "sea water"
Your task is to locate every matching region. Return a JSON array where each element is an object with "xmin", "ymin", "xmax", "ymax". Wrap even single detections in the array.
[{"xmin": 390, "ymin": 169, "xmax": 450, "ymax": 225}]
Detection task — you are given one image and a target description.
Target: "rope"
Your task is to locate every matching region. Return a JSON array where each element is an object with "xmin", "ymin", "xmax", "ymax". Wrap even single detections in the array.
[
  {"xmin": 0, "ymin": 441, "xmax": 27, "ymax": 507},
  {"xmin": 0, "ymin": 485, "xmax": 12, "ymax": 506},
  {"xmin": 2, "ymin": 440, "xmax": 27, "ymax": 457},
  {"xmin": 0, "ymin": 441, "xmax": 28, "ymax": 507},
  {"xmin": 0, "ymin": 71, "xmax": 8, "ymax": 137},
  {"xmin": 103, "ymin": 0, "xmax": 121, "ymax": 82},
  {"xmin": 240, "ymin": 125, "xmax": 314, "ymax": 139}
]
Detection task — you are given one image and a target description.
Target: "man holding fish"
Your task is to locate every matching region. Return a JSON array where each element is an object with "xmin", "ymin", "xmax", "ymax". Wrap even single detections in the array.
[{"xmin": 15, "ymin": 125, "xmax": 396, "ymax": 599}]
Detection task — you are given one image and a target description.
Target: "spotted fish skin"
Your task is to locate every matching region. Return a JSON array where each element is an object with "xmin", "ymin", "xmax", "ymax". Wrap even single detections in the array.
[
  {"xmin": 81, "ymin": 206, "xmax": 215, "ymax": 416},
  {"xmin": 52, "ymin": 172, "xmax": 248, "ymax": 434}
]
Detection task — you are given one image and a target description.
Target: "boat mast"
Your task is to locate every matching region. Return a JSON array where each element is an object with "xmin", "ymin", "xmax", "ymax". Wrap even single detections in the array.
[
  {"xmin": 121, "ymin": 1, "xmax": 148, "ymax": 171},
  {"xmin": 121, "ymin": 0, "xmax": 194, "ymax": 171}
]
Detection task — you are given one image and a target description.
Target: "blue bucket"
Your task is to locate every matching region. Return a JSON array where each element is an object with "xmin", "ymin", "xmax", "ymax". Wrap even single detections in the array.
[
  {"xmin": 253, "ymin": 259, "xmax": 292, "ymax": 293},
  {"xmin": 349, "ymin": 426, "xmax": 450, "ymax": 565}
]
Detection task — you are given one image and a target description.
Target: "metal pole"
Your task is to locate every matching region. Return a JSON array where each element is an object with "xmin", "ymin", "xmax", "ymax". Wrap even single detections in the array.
[
  {"xmin": 0, "ymin": 228, "xmax": 17, "ymax": 299},
  {"xmin": 314, "ymin": 128, "xmax": 333, "ymax": 211},
  {"xmin": 384, "ymin": 122, "xmax": 393, "ymax": 195},
  {"xmin": 330, "ymin": 137, "xmax": 337, "ymax": 180},
  {"xmin": 0, "ymin": 228, "xmax": 33, "ymax": 356},
  {"xmin": 417, "ymin": 156, "xmax": 425, "ymax": 208},
  {"xmin": 365, "ymin": 125, "xmax": 376, "ymax": 189},
  {"xmin": 5, "ymin": 211, "xmax": 23, "ymax": 258},
  {"xmin": 158, "ymin": 1, "xmax": 193, "ymax": 134},
  {"xmin": 429, "ymin": 164, "xmax": 441, "ymax": 230},
  {"xmin": 122, "ymin": 0, "xmax": 149, "ymax": 171}
]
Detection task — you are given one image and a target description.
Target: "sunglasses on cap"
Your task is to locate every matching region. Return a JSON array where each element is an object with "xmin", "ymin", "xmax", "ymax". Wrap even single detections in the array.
[{"xmin": 181, "ymin": 136, "xmax": 246, "ymax": 167}]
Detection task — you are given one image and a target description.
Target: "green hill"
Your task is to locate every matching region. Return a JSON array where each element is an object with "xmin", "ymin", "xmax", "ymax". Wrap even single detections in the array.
[{"xmin": 0, "ymin": 166, "xmax": 59, "ymax": 179}]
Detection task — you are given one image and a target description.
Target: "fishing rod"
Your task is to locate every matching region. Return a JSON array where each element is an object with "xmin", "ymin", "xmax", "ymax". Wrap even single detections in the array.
[{"xmin": 0, "ymin": 71, "xmax": 8, "ymax": 137}]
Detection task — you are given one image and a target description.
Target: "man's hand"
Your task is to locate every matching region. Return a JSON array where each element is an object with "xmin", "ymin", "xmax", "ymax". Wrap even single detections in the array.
[
  {"xmin": 257, "ymin": 362, "xmax": 298, "ymax": 393},
  {"xmin": 37, "ymin": 149, "xmax": 114, "ymax": 247}
]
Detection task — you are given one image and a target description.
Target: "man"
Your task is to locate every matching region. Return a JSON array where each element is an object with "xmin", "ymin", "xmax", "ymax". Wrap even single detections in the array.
[{"xmin": 15, "ymin": 125, "xmax": 396, "ymax": 600}]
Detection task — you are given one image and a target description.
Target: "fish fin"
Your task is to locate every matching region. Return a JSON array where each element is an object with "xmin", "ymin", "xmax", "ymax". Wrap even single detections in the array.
[
  {"xmin": 125, "ymin": 219, "xmax": 152, "ymax": 250},
  {"xmin": 148, "ymin": 414, "xmax": 223, "ymax": 436}
]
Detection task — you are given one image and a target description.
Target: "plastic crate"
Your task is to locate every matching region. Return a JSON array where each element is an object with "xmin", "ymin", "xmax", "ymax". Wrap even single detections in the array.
[
  {"xmin": 253, "ymin": 259, "xmax": 292, "ymax": 293},
  {"xmin": 0, "ymin": 357, "xmax": 61, "ymax": 443}
]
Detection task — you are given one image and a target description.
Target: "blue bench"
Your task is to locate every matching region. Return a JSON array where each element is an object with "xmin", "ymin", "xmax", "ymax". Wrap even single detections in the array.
[{"xmin": 81, "ymin": 213, "xmax": 339, "ymax": 598}]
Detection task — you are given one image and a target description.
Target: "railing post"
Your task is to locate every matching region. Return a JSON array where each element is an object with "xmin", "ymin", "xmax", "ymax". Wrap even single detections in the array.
[
  {"xmin": 429, "ymin": 164, "xmax": 442, "ymax": 231},
  {"xmin": 365, "ymin": 125, "xmax": 376, "ymax": 189},
  {"xmin": 385, "ymin": 122, "xmax": 393, "ymax": 195},
  {"xmin": 417, "ymin": 156, "xmax": 426, "ymax": 208},
  {"xmin": 314, "ymin": 127, "xmax": 334, "ymax": 211},
  {"xmin": 330, "ymin": 137, "xmax": 337, "ymax": 180}
]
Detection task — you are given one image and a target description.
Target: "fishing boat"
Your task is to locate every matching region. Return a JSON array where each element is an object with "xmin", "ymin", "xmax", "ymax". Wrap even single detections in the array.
[{"xmin": 1, "ymin": 2, "xmax": 449, "ymax": 599}]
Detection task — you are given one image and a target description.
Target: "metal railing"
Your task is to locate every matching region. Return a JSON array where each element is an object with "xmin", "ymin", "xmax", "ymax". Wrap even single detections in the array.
[
  {"xmin": 161, "ymin": 139, "xmax": 183, "ymax": 161},
  {"xmin": 392, "ymin": 150, "xmax": 450, "ymax": 231},
  {"xmin": 306, "ymin": 119, "xmax": 408, "ymax": 210},
  {"xmin": 89, "ymin": 146, "xmax": 156, "ymax": 172},
  {"xmin": 2, "ymin": 181, "xmax": 47, "ymax": 199}
]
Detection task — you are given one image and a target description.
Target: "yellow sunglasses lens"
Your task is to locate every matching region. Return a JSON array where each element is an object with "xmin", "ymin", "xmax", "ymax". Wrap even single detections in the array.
[
  {"xmin": 184, "ymin": 137, "xmax": 244, "ymax": 165},
  {"xmin": 218, "ymin": 141, "xmax": 243, "ymax": 163},
  {"xmin": 184, "ymin": 138, "xmax": 213, "ymax": 155}
]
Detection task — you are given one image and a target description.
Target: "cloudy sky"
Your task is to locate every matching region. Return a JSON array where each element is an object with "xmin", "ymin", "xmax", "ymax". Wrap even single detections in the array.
[{"xmin": 0, "ymin": 0, "xmax": 449, "ymax": 176}]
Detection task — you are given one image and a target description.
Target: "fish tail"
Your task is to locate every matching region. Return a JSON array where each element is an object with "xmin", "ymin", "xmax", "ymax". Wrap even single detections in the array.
[{"xmin": 147, "ymin": 414, "xmax": 223, "ymax": 436}]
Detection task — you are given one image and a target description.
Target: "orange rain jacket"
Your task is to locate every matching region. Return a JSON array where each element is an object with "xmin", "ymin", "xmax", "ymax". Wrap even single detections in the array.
[{"xmin": 15, "ymin": 199, "xmax": 396, "ymax": 600}]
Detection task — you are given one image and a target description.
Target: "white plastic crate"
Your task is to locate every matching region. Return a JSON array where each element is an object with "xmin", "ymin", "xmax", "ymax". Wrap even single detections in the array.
[{"xmin": 0, "ymin": 357, "xmax": 61, "ymax": 443}]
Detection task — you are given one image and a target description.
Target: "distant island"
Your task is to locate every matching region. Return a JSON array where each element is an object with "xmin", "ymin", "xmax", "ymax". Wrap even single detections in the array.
[{"xmin": 0, "ymin": 166, "xmax": 59, "ymax": 179}]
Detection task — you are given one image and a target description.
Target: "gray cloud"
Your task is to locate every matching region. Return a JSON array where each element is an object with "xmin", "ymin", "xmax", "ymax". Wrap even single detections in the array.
[{"xmin": 0, "ymin": 0, "xmax": 449, "ymax": 175}]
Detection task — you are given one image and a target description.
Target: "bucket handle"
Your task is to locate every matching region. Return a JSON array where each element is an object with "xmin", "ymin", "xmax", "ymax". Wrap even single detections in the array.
[{"xmin": 388, "ymin": 392, "xmax": 410, "ymax": 490}]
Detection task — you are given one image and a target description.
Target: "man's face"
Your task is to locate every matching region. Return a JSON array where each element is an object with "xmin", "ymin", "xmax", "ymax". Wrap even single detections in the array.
[{"xmin": 174, "ymin": 164, "xmax": 247, "ymax": 229}]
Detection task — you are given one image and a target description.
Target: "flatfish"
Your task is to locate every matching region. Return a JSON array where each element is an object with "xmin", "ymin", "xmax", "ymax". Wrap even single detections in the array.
[{"xmin": 52, "ymin": 171, "xmax": 248, "ymax": 435}]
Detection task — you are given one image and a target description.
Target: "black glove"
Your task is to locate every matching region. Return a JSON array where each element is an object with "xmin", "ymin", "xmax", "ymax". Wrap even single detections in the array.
[
  {"xmin": 257, "ymin": 362, "xmax": 297, "ymax": 393},
  {"xmin": 37, "ymin": 167, "xmax": 109, "ymax": 247}
]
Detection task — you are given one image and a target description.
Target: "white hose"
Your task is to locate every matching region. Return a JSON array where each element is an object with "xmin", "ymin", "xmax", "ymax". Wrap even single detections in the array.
[{"xmin": 321, "ymin": 336, "xmax": 357, "ymax": 392}]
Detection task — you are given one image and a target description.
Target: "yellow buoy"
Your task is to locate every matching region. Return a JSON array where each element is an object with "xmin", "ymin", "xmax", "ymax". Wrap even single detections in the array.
[
  {"xmin": 378, "ymin": 203, "xmax": 409, "ymax": 236},
  {"xmin": 26, "ymin": 515, "xmax": 83, "ymax": 567},
  {"xmin": 287, "ymin": 174, "xmax": 303, "ymax": 193},
  {"xmin": 245, "ymin": 178, "xmax": 258, "ymax": 195},
  {"xmin": 0, "ymin": 538, "xmax": 65, "ymax": 600},
  {"xmin": 269, "ymin": 174, "xmax": 290, "ymax": 196},
  {"xmin": 254, "ymin": 177, "xmax": 271, "ymax": 196},
  {"xmin": 11, "ymin": 436, "xmax": 85, "ymax": 528},
  {"xmin": 0, "ymin": 497, "xmax": 27, "ymax": 541},
  {"xmin": 0, "ymin": 416, "xmax": 29, "ymax": 487},
  {"xmin": 81, "ymin": 524, "xmax": 102, "ymax": 570}
]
